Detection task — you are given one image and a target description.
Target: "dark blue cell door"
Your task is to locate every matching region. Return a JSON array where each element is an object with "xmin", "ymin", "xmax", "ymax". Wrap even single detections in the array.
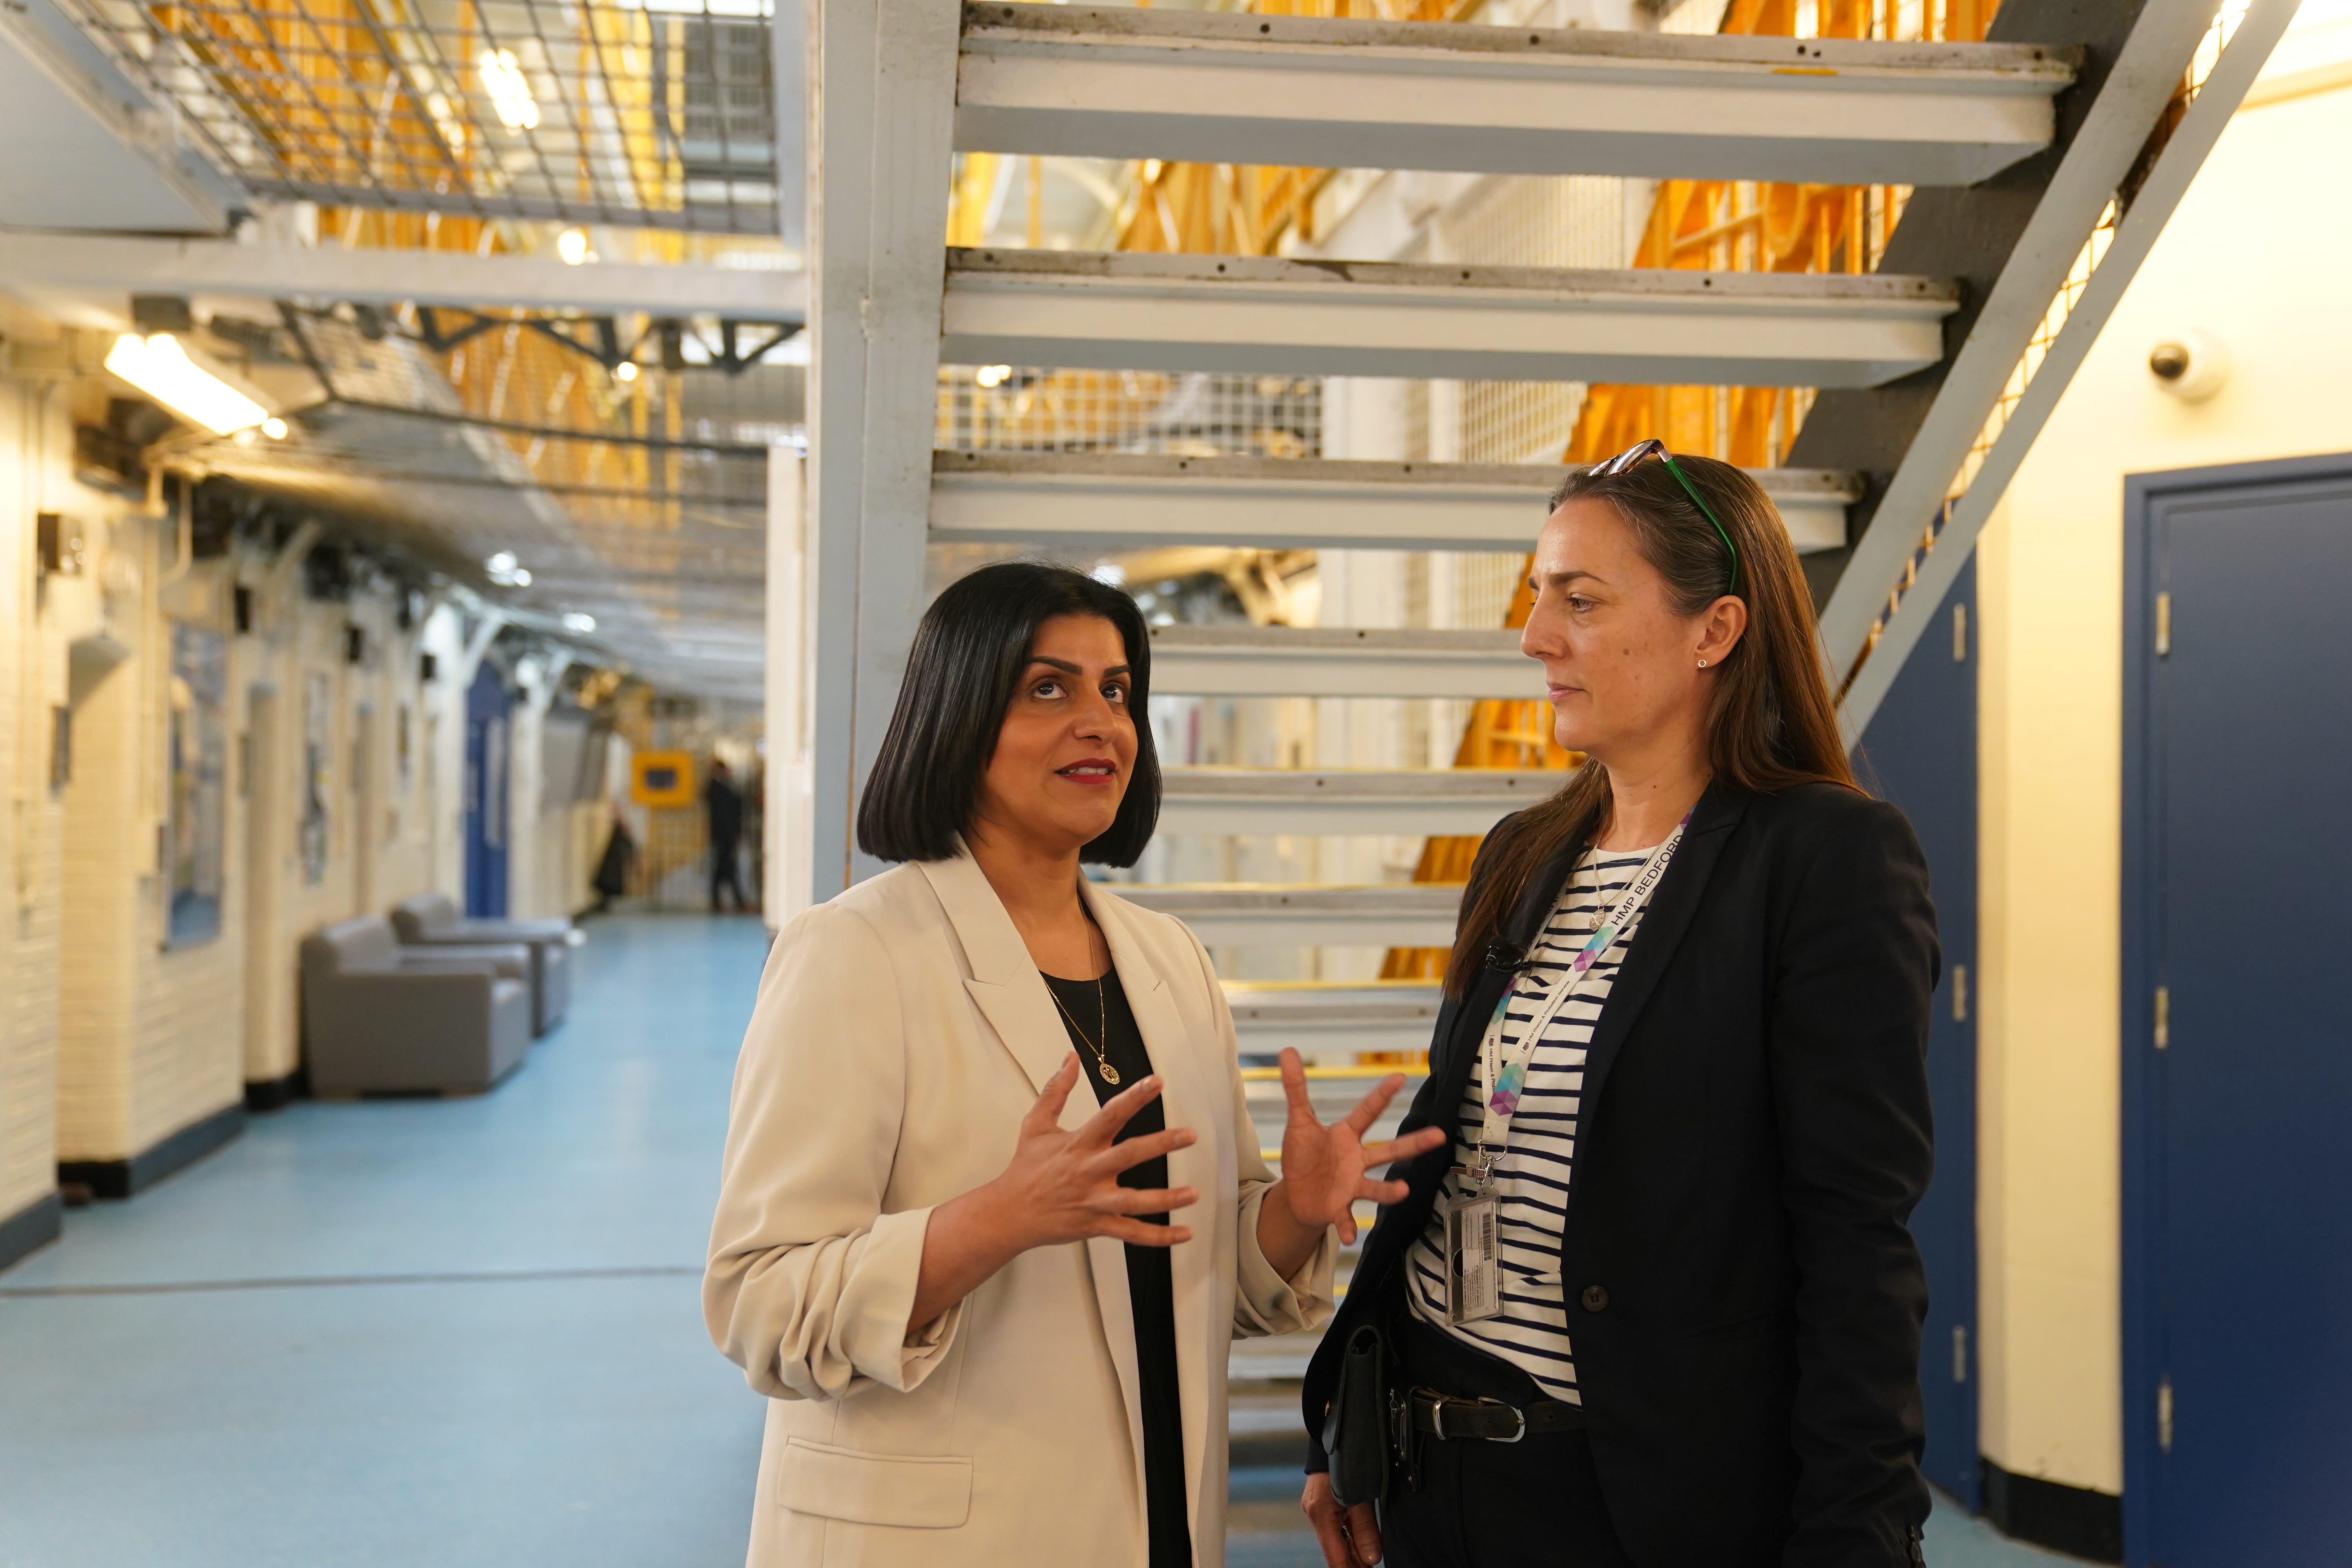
[
  {"xmin": 2122, "ymin": 455, "xmax": 2352, "ymax": 1568},
  {"xmin": 463, "ymin": 661, "xmax": 510, "ymax": 918},
  {"xmin": 1856, "ymin": 554, "xmax": 1979, "ymax": 1510}
]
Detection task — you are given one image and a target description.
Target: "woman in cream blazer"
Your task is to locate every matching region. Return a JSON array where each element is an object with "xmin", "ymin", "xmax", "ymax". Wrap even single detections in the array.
[{"xmin": 706, "ymin": 563, "xmax": 1438, "ymax": 1568}]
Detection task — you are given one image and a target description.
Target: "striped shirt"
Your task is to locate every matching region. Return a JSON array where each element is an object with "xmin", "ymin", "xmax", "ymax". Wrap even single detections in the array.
[{"xmin": 1403, "ymin": 844, "xmax": 1661, "ymax": 1404}]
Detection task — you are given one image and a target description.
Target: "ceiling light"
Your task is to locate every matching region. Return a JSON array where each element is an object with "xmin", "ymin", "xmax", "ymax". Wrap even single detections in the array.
[
  {"xmin": 561, "ymin": 612, "xmax": 597, "ymax": 633},
  {"xmin": 975, "ymin": 364, "xmax": 1012, "ymax": 388},
  {"xmin": 105, "ymin": 334, "xmax": 269, "ymax": 434},
  {"xmin": 262, "ymin": 416, "xmax": 288, "ymax": 439},
  {"xmin": 613, "ymin": 360, "xmax": 638, "ymax": 382},
  {"xmin": 486, "ymin": 551, "xmax": 517, "ymax": 576},
  {"xmin": 510, "ymin": 568, "xmax": 532, "ymax": 587},
  {"xmin": 477, "ymin": 48, "xmax": 539, "ymax": 130},
  {"xmin": 557, "ymin": 228, "xmax": 592, "ymax": 265}
]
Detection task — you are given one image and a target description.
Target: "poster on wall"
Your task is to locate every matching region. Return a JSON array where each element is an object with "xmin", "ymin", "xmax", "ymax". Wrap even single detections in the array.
[
  {"xmin": 165, "ymin": 624, "xmax": 227, "ymax": 949},
  {"xmin": 302, "ymin": 671, "xmax": 330, "ymax": 885}
]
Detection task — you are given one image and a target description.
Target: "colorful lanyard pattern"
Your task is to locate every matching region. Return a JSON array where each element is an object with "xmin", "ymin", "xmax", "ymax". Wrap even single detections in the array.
[{"xmin": 1476, "ymin": 815, "xmax": 1690, "ymax": 1136}]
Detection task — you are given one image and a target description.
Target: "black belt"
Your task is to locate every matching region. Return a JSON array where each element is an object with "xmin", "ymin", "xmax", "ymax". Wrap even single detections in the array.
[{"xmin": 1407, "ymin": 1388, "xmax": 1586, "ymax": 1442}]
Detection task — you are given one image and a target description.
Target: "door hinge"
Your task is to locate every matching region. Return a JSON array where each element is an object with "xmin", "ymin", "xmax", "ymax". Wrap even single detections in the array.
[
  {"xmin": 2158, "ymin": 1376, "xmax": 2174, "ymax": 1452},
  {"xmin": 1952, "ymin": 963, "xmax": 1969, "ymax": 1024},
  {"xmin": 2155, "ymin": 591, "xmax": 2172, "ymax": 657},
  {"xmin": 2154, "ymin": 985, "xmax": 2170, "ymax": 1051},
  {"xmin": 1953, "ymin": 603, "xmax": 1969, "ymax": 663},
  {"xmin": 1953, "ymin": 1324, "xmax": 1969, "ymax": 1384}
]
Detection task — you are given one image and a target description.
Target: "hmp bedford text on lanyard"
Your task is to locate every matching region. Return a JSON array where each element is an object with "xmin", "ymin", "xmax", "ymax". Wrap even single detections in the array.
[{"xmin": 1443, "ymin": 818, "xmax": 1687, "ymax": 1326}]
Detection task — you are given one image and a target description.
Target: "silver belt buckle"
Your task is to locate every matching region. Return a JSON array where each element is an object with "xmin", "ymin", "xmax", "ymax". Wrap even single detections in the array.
[
  {"xmin": 1430, "ymin": 1394, "xmax": 1526, "ymax": 1443},
  {"xmin": 1479, "ymin": 1397, "xmax": 1528, "ymax": 1443}
]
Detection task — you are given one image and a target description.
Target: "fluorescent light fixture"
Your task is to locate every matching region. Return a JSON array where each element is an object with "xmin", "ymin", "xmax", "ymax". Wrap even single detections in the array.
[
  {"xmin": 262, "ymin": 416, "xmax": 288, "ymax": 439},
  {"xmin": 557, "ymin": 227, "xmax": 592, "ymax": 265},
  {"xmin": 561, "ymin": 612, "xmax": 597, "ymax": 633},
  {"xmin": 477, "ymin": 48, "xmax": 539, "ymax": 130},
  {"xmin": 105, "ymin": 334, "xmax": 270, "ymax": 435},
  {"xmin": 975, "ymin": 364, "xmax": 1013, "ymax": 388}
]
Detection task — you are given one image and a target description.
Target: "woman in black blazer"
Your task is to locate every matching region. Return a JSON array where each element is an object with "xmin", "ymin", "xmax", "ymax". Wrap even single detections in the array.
[{"xmin": 1301, "ymin": 443, "xmax": 1939, "ymax": 1568}]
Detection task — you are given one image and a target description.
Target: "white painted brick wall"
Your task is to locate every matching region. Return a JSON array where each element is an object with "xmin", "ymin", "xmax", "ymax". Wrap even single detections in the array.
[
  {"xmin": 0, "ymin": 380, "xmax": 65, "ymax": 1219},
  {"xmin": 56, "ymin": 525, "xmax": 243, "ymax": 1163}
]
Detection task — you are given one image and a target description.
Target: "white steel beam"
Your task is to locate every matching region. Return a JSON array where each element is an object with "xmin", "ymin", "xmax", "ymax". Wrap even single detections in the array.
[
  {"xmin": 958, "ymin": 4, "xmax": 2078, "ymax": 189},
  {"xmin": 1158, "ymin": 768, "xmax": 1560, "ymax": 837},
  {"xmin": 1225, "ymin": 982, "xmax": 1445, "ymax": 1058},
  {"xmin": 806, "ymin": 0, "xmax": 964, "ymax": 897},
  {"xmin": 1816, "ymin": 0, "xmax": 2252, "ymax": 682},
  {"xmin": 941, "ymin": 250, "xmax": 1957, "ymax": 388},
  {"xmin": 1149, "ymin": 625, "xmax": 1532, "ymax": 699},
  {"xmin": 1122, "ymin": 884, "xmax": 1463, "ymax": 947},
  {"xmin": 929, "ymin": 451, "xmax": 1859, "ymax": 554},
  {"xmin": 1836, "ymin": 0, "xmax": 2299, "ymax": 742},
  {"xmin": 0, "ymin": 230, "xmax": 809, "ymax": 321}
]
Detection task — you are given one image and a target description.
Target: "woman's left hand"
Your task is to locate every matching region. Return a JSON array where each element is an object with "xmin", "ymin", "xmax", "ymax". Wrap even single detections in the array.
[{"xmin": 1272, "ymin": 1047, "xmax": 1446, "ymax": 1245}]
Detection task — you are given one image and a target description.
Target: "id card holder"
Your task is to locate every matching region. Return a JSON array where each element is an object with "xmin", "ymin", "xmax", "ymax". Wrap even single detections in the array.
[{"xmin": 1441, "ymin": 1191, "xmax": 1502, "ymax": 1325}]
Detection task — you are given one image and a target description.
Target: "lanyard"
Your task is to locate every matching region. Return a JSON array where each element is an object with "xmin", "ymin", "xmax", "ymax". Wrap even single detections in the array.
[{"xmin": 1465, "ymin": 820, "xmax": 1686, "ymax": 1177}]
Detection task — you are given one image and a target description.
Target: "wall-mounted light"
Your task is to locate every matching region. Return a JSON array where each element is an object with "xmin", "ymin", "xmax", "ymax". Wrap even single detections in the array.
[
  {"xmin": 477, "ymin": 47, "xmax": 539, "ymax": 129},
  {"xmin": 561, "ymin": 612, "xmax": 597, "ymax": 633},
  {"xmin": 104, "ymin": 334, "xmax": 269, "ymax": 434},
  {"xmin": 2149, "ymin": 329, "xmax": 2230, "ymax": 403}
]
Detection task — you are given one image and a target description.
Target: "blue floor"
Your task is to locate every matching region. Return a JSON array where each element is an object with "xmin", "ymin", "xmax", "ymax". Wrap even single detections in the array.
[
  {"xmin": 0, "ymin": 913, "xmax": 2085, "ymax": 1568},
  {"xmin": 0, "ymin": 914, "xmax": 770, "ymax": 1568}
]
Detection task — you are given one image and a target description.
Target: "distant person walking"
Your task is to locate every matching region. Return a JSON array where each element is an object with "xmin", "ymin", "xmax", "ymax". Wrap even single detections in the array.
[
  {"xmin": 590, "ymin": 805, "xmax": 635, "ymax": 915},
  {"xmin": 705, "ymin": 759, "xmax": 747, "ymax": 913}
]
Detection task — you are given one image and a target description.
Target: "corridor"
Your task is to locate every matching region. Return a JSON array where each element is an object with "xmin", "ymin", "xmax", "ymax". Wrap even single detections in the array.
[
  {"xmin": 0, "ymin": 916, "xmax": 764, "ymax": 1568},
  {"xmin": 0, "ymin": 915, "xmax": 2081, "ymax": 1568}
]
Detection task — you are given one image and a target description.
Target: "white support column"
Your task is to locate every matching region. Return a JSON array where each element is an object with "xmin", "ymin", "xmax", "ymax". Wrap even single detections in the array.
[
  {"xmin": 806, "ymin": 0, "xmax": 962, "ymax": 896},
  {"xmin": 764, "ymin": 447, "xmax": 815, "ymax": 927}
]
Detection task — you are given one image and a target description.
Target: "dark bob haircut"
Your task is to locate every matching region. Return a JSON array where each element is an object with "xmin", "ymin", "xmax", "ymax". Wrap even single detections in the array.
[{"xmin": 855, "ymin": 561, "xmax": 1161, "ymax": 866}]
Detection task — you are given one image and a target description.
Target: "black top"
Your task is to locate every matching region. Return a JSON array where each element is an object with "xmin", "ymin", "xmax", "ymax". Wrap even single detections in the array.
[
  {"xmin": 1043, "ymin": 963, "xmax": 1191, "ymax": 1568},
  {"xmin": 704, "ymin": 775, "xmax": 742, "ymax": 846},
  {"xmin": 1303, "ymin": 780, "xmax": 1941, "ymax": 1568}
]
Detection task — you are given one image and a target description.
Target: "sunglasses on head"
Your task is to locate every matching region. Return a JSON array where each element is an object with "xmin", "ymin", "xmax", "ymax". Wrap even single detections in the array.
[{"xmin": 1593, "ymin": 439, "xmax": 1740, "ymax": 595}]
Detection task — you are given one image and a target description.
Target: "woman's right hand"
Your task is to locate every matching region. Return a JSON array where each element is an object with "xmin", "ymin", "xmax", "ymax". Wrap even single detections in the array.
[
  {"xmin": 908, "ymin": 1055, "xmax": 1197, "ymax": 1332},
  {"xmin": 1303, "ymin": 1471, "xmax": 1382, "ymax": 1566},
  {"xmin": 991, "ymin": 1054, "xmax": 1199, "ymax": 1250}
]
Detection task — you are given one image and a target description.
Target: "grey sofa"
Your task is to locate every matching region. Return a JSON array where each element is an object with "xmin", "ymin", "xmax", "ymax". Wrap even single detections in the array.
[
  {"xmin": 301, "ymin": 916, "xmax": 532, "ymax": 1095},
  {"xmin": 389, "ymin": 893, "xmax": 572, "ymax": 1035}
]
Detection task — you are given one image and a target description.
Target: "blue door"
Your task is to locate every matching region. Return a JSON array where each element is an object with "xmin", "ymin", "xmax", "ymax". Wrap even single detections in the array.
[
  {"xmin": 1856, "ymin": 555, "xmax": 1979, "ymax": 1508},
  {"xmin": 463, "ymin": 662, "xmax": 510, "ymax": 918},
  {"xmin": 2123, "ymin": 456, "xmax": 2352, "ymax": 1567}
]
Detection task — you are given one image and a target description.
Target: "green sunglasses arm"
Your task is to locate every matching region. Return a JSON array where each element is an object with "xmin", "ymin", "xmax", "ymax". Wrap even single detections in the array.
[{"xmin": 1659, "ymin": 454, "xmax": 1740, "ymax": 594}]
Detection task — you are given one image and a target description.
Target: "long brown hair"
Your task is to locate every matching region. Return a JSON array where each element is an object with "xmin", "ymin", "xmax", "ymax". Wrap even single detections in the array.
[{"xmin": 1441, "ymin": 454, "xmax": 1855, "ymax": 995}]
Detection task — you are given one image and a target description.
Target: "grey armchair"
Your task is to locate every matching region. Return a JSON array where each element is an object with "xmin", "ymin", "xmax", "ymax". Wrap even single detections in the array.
[
  {"xmin": 301, "ymin": 916, "xmax": 532, "ymax": 1095},
  {"xmin": 389, "ymin": 892, "xmax": 572, "ymax": 1035}
]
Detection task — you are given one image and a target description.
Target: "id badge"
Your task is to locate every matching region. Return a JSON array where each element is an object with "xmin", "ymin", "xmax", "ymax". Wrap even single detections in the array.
[{"xmin": 1441, "ymin": 1192, "xmax": 1502, "ymax": 1325}]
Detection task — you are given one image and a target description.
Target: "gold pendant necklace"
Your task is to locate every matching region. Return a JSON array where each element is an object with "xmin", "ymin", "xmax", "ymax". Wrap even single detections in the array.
[{"xmin": 1049, "ymin": 977, "xmax": 1118, "ymax": 1085}]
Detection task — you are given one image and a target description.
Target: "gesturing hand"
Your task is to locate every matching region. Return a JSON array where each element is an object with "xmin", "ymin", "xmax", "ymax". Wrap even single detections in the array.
[
  {"xmin": 908, "ymin": 1054, "xmax": 1200, "ymax": 1333},
  {"xmin": 993, "ymin": 1054, "xmax": 1200, "ymax": 1252},
  {"xmin": 1272, "ymin": 1047, "xmax": 1447, "ymax": 1246}
]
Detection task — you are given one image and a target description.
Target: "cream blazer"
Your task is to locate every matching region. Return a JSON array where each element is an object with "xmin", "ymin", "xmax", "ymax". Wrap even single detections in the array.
[{"xmin": 704, "ymin": 851, "xmax": 1336, "ymax": 1568}]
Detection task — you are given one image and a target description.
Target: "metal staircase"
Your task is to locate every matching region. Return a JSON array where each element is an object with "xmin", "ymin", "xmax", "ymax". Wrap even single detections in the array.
[{"xmin": 797, "ymin": 0, "xmax": 2296, "ymax": 1388}]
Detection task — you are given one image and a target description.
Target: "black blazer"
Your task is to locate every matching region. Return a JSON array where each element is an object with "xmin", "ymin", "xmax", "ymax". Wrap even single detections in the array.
[{"xmin": 1303, "ymin": 779, "xmax": 1939, "ymax": 1568}]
